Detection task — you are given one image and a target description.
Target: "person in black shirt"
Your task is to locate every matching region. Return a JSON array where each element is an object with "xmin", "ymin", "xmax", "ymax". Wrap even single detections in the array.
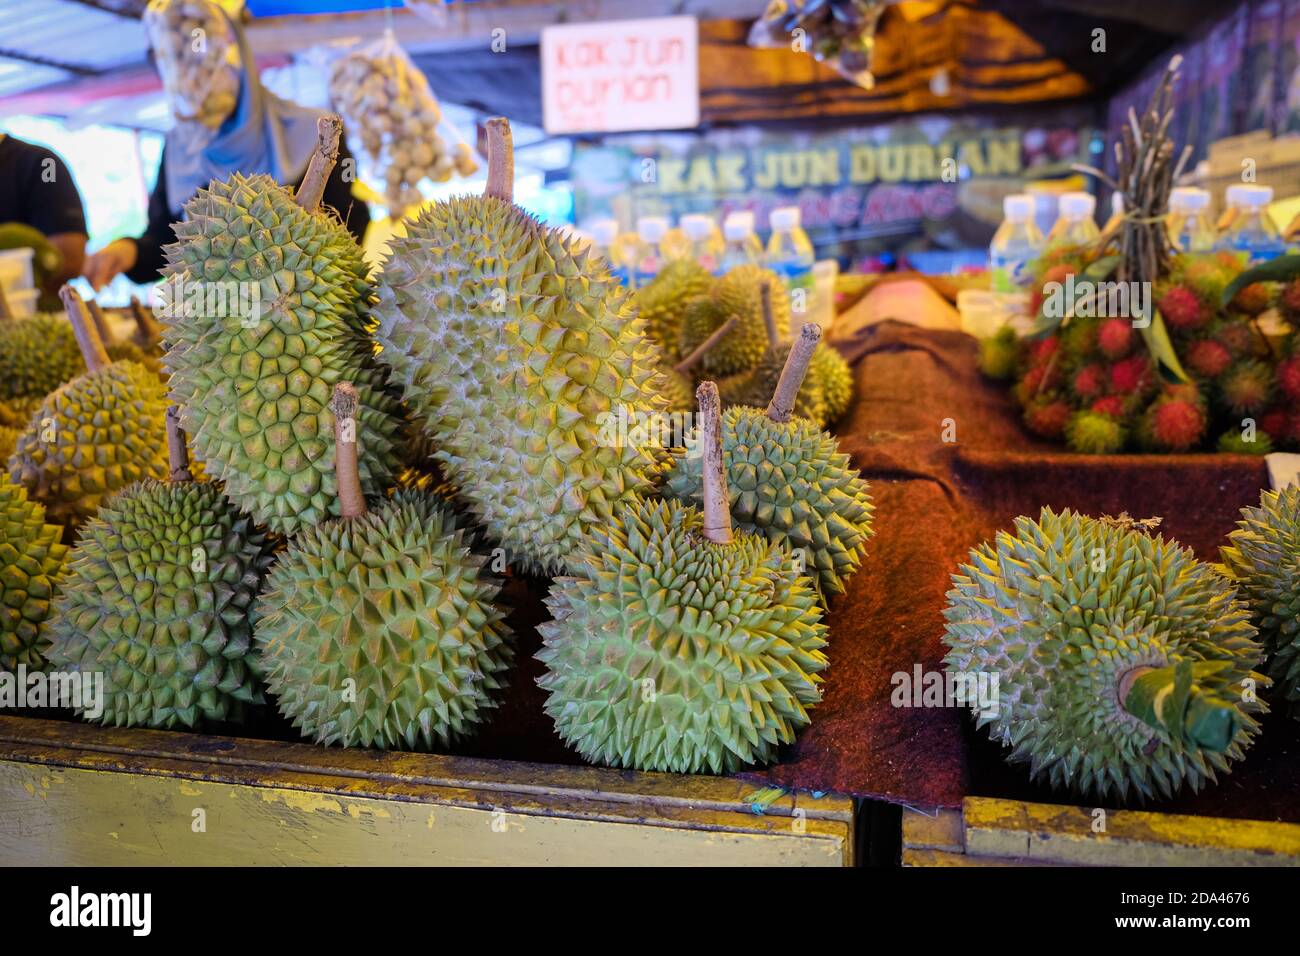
[
  {"xmin": 85, "ymin": 0, "xmax": 368, "ymax": 290},
  {"xmin": 0, "ymin": 134, "xmax": 88, "ymax": 289}
]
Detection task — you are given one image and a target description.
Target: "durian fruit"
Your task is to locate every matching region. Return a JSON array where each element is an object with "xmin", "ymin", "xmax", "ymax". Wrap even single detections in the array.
[
  {"xmin": 85, "ymin": 297, "xmax": 166, "ymax": 379},
  {"xmin": 43, "ymin": 408, "xmax": 274, "ymax": 728},
  {"xmin": 632, "ymin": 257, "xmax": 712, "ymax": 355},
  {"xmin": 538, "ymin": 381, "xmax": 828, "ymax": 773},
  {"xmin": 0, "ymin": 470, "xmax": 68, "ymax": 670},
  {"xmin": 7, "ymin": 287, "xmax": 170, "ymax": 525},
  {"xmin": 0, "ymin": 396, "xmax": 42, "ymax": 429},
  {"xmin": 943, "ymin": 508, "xmax": 1266, "ymax": 801},
  {"xmin": 373, "ymin": 118, "xmax": 665, "ymax": 574},
  {"xmin": 678, "ymin": 264, "xmax": 789, "ymax": 376},
  {"xmin": 255, "ymin": 383, "xmax": 513, "ymax": 750},
  {"xmin": 810, "ymin": 341, "xmax": 854, "ymax": 423},
  {"xmin": 0, "ymin": 312, "xmax": 84, "ymax": 400},
  {"xmin": 665, "ymin": 324, "xmax": 873, "ymax": 599},
  {"xmin": 655, "ymin": 314, "xmax": 739, "ymax": 414},
  {"xmin": 162, "ymin": 115, "xmax": 402, "ymax": 534},
  {"xmin": 716, "ymin": 283, "xmax": 823, "ymax": 421},
  {"xmin": 1221, "ymin": 486, "xmax": 1300, "ymax": 717}
]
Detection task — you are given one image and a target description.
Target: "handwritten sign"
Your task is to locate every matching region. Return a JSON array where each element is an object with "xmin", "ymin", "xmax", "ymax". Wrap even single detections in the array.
[{"xmin": 541, "ymin": 17, "xmax": 699, "ymax": 135}]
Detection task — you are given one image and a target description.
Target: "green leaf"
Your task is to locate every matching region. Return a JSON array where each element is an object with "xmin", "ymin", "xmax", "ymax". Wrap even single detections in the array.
[
  {"xmin": 1221, "ymin": 254, "xmax": 1300, "ymax": 307},
  {"xmin": 1081, "ymin": 254, "xmax": 1121, "ymax": 281},
  {"xmin": 1138, "ymin": 308, "xmax": 1191, "ymax": 384}
]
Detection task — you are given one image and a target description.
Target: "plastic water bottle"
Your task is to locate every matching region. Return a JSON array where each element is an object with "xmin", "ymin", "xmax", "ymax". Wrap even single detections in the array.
[
  {"xmin": 631, "ymin": 216, "xmax": 669, "ymax": 288},
  {"xmin": 1165, "ymin": 187, "xmax": 1214, "ymax": 253},
  {"xmin": 1047, "ymin": 191, "xmax": 1099, "ymax": 249},
  {"xmin": 720, "ymin": 212, "xmax": 762, "ymax": 273},
  {"xmin": 1218, "ymin": 184, "xmax": 1285, "ymax": 263},
  {"xmin": 680, "ymin": 214, "xmax": 724, "ymax": 273},
  {"xmin": 989, "ymin": 194, "xmax": 1043, "ymax": 293},
  {"xmin": 766, "ymin": 206, "xmax": 815, "ymax": 305},
  {"xmin": 589, "ymin": 219, "xmax": 627, "ymax": 284}
]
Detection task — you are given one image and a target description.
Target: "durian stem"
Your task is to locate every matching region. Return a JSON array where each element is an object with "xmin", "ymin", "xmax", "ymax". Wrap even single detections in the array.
[
  {"xmin": 765, "ymin": 323, "xmax": 821, "ymax": 424},
  {"xmin": 130, "ymin": 294, "xmax": 161, "ymax": 346},
  {"xmin": 0, "ymin": 280, "xmax": 12, "ymax": 320},
  {"xmin": 165, "ymin": 406, "xmax": 193, "ymax": 483},
  {"xmin": 86, "ymin": 298, "xmax": 113, "ymax": 347},
  {"xmin": 331, "ymin": 382, "xmax": 367, "ymax": 520},
  {"xmin": 697, "ymin": 380, "xmax": 733, "ymax": 544},
  {"xmin": 760, "ymin": 282, "xmax": 778, "ymax": 346},
  {"xmin": 294, "ymin": 114, "xmax": 343, "ymax": 214},
  {"xmin": 674, "ymin": 315, "xmax": 738, "ymax": 375},
  {"xmin": 484, "ymin": 117, "xmax": 513, "ymax": 203},
  {"xmin": 60, "ymin": 284, "xmax": 110, "ymax": 373},
  {"xmin": 1119, "ymin": 661, "xmax": 1239, "ymax": 752}
]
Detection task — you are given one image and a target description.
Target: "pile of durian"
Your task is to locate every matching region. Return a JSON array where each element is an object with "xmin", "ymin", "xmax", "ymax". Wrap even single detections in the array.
[{"xmin": 0, "ymin": 116, "xmax": 874, "ymax": 778}]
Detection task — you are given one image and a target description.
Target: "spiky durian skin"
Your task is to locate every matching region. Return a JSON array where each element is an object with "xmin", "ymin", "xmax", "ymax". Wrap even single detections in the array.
[
  {"xmin": 7, "ymin": 361, "xmax": 170, "ymax": 525},
  {"xmin": 162, "ymin": 173, "xmax": 402, "ymax": 535},
  {"xmin": 717, "ymin": 346, "xmax": 829, "ymax": 428},
  {"xmin": 811, "ymin": 343, "xmax": 853, "ymax": 423},
  {"xmin": 679, "ymin": 265, "xmax": 789, "ymax": 376},
  {"xmin": 373, "ymin": 195, "xmax": 666, "ymax": 574},
  {"xmin": 1222, "ymin": 487, "xmax": 1300, "ymax": 716},
  {"xmin": 633, "ymin": 258, "xmax": 712, "ymax": 355},
  {"xmin": 943, "ymin": 508, "xmax": 1265, "ymax": 802},
  {"xmin": 0, "ymin": 472, "xmax": 68, "ymax": 670},
  {"xmin": 663, "ymin": 407, "xmax": 873, "ymax": 599},
  {"xmin": 0, "ymin": 314, "xmax": 84, "ymax": 400},
  {"xmin": 655, "ymin": 361, "xmax": 695, "ymax": 414},
  {"xmin": 43, "ymin": 480, "xmax": 274, "ymax": 728},
  {"xmin": 537, "ymin": 498, "xmax": 827, "ymax": 774},
  {"xmin": 254, "ymin": 491, "xmax": 513, "ymax": 750}
]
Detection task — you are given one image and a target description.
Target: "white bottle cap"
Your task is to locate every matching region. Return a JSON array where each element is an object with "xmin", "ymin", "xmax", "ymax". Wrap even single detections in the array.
[
  {"xmin": 1233, "ymin": 184, "xmax": 1274, "ymax": 207},
  {"xmin": 680, "ymin": 214, "xmax": 714, "ymax": 241},
  {"xmin": 723, "ymin": 218, "xmax": 750, "ymax": 241},
  {"xmin": 637, "ymin": 216, "xmax": 669, "ymax": 243},
  {"xmin": 770, "ymin": 206, "xmax": 801, "ymax": 231},
  {"xmin": 589, "ymin": 218, "xmax": 618, "ymax": 245},
  {"xmin": 1002, "ymin": 194, "xmax": 1034, "ymax": 220},
  {"xmin": 1111, "ymin": 192, "xmax": 1124, "ymax": 215},
  {"xmin": 1169, "ymin": 187, "xmax": 1210, "ymax": 212},
  {"xmin": 1057, "ymin": 191, "xmax": 1095, "ymax": 219},
  {"xmin": 723, "ymin": 210, "xmax": 755, "ymax": 234}
]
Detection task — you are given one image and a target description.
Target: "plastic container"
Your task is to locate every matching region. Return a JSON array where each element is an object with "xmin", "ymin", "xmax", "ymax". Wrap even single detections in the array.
[
  {"xmin": 0, "ymin": 247, "xmax": 35, "ymax": 294},
  {"xmin": 766, "ymin": 206, "xmax": 815, "ymax": 313},
  {"xmin": 810, "ymin": 259, "xmax": 839, "ymax": 333},
  {"xmin": 4, "ymin": 288, "xmax": 39, "ymax": 319},
  {"xmin": 1046, "ymin": 191, "xmax": 1099, "ymax": 249},
  {"xmin": 680, "ymin": 214, "xmax": 724, "ymax": 273},
  {"xmin": 989, "ymin": 194, "xmax": 1043, "ymax": 294},
  {"xmin": 1218, "ymin": 184, "xmax": 1286, "ymax": 263},
  {"xmin": 1166, "ymin": 187, "xmax": 1214, "ymax": 253},
  {"xmin": 720, "ymin": 212, "xmax": 763, "ymax": 273},
  {"xmin": 588, "ymin": 219, "xmax": 627, "ymax": 284},
  {"xmin": 631, "ymin": 216, "xmax": 669, "ymax": 288}
]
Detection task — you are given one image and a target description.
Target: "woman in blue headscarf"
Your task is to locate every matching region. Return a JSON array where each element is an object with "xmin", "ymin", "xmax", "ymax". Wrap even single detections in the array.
[{"xmin": 85, "ymin": 0, "xmax": 368, "ymax": 289}]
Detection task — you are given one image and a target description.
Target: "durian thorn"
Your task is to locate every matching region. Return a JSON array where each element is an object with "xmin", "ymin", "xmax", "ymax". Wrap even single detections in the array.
[
  {"xmin": 60, "ymin": 284, "xmax": 110, "ymax": 373},
  {"xmin": 697, "ymin": 380, "xmax": 733, "ymax": 544},
  {"xmin": 165, "ymin": 406, "xmax": 193, "ymax": 483},
  {"xmin": 674, "ymin": 315, "xmax": 738, "ymax": 375},
  {"xmin": 85, "ymin": 298, "xmax": 114, "ymax": 347},
  {"xmin": 294, "ymin": 114, "xmax": 344, "ymax": 214},
  {"xmin": 130, "ymin": 294, "xmax": 162, "ymax": 346},
  {"xmin": 484, "ymin": 117, "xmax": 514, "ymax": 203},
  {"xmin": 1120, "ymin": 662, "xmax": 1239, "ymax": 752},
  {"xmin": 331, "ymin": 382, "xmax": 367, "ymax": 520},
  {"xmin": 0, "ymin": 279, "xmax": 11, "ymax": 321},
  {"xmin": 766, "ymin": 323, "xmax": 821, "ymax": 424},
  {"xmin": 760, "ymin": 282, "xmax": 778, "ymax": 346}
]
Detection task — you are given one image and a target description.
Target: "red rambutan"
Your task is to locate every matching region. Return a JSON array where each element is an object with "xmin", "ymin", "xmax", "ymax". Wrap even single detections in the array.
[
  {"xmin": 1090, "ymin": 395, "xmax": 1128, "ymax": 418},
  {"xmin": 1023, "ymin": 397, "xmax": 1072, "ymax": 439},
  {"xmin": 1219, "ymin": 360, "xmax": 1274, "ymax": 415},
  {"xmin": 1277, "ymin": 356, "xmax": 1300, "ymax": 402},
  {"xmin": 1109, "ymin": 354, "xmax": 1152, "ymax": 395},
  {"xmin": 1280, "ymin": 279, "xmax": 1300, "ymax": 321},
  {"xmin": 1230, "ymin": 281, "xmax": 1272, "ymax": 316},
  {"xmin": 1258, "ymin": 405, "xmax": 1292, "ymax": 441},
  {"xmin": 1184, "ymin": 338, "xmax": 1233, "ymax": 379},
  {"xmin": 1143, "ymin": 397, "xmax": 1206, "ymax": 451},
  {"xmin": 1096, "ymin": 318, "xmax": 1133, "ymax": 359},
  {"xmin": 1213, "ymin": 320, "xmax": 1258, "ymax": 358},
  {"xmin": 1158, "ymin": 285, "xmax": 1209, "ymax": 331},
  {"xmin": 1071, "ymin": 363, "xmax": 1106, "ymax": 400}
]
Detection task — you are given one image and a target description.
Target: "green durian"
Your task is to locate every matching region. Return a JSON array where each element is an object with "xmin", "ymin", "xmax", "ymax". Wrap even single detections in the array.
[
  {"xmin": 1221, "ymin": 486, "xmax": 1300, "ymax": 716},
  {"xmin": 810, "ymin": 342, "xmax": 854, "ymax": 423},
  {"xmin": 372, "ymin": 118, "xmax": 665, "ymax": 574},
  {"xmin": 678, "ymin": 265, "xmax": 789, "ymax": 376},
  {"xmin": 943, "ymin": 508, "xmax": 1266, "ymax": 802},
  {"xmin": 161, "ymin": 116, "xmax": 402, "ymax": 534},
  {"xmin": 632, "ymin": 257, "xmax": 712, "ymax": 355},
  {"xmin": 0, "ymin": 470, "xmax": 68, "ymax": 670},
  {"xmin": 0, "ymin": 313, "xmax": 83, "ymax": 400},
  {"xmin": 666, "ymin": 325, "xmax": 873, "ymax": 599},
  {"xmin": 654, "ymin": 360, "xmax": 695, "ymax": 414},
  {"xmin": 7, "ymin": 290, "xmax": 170, "ymax": 525},
  {"xmin": 538, "ymin": 383, "xmax": 827, "ymax": 774},
  {"xmin": 43, "ymin": 412, "xmax": 274, "ymax": 728},
  {"xmin": 718, "ymin": 346, "xmax": 828, "ymax": 427},
  {"xmin": 255, "ymin": 384, "xmax": 513, "ymax": 750}
]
